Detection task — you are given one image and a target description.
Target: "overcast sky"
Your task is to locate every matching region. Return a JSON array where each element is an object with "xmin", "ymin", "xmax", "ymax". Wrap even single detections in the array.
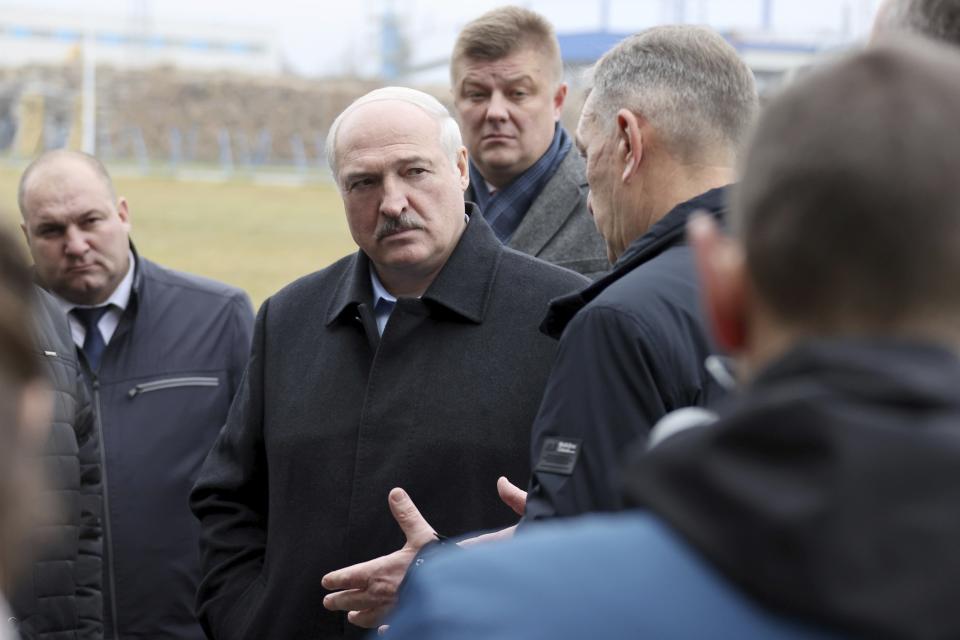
[{"xmin": 2, "ymin": 0, "xmax": 883, "ymax": 76}]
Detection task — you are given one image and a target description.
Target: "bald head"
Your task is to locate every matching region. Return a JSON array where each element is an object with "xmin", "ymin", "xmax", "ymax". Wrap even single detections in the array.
[
  {"xmin": 18, "ymin": 150, "xmax": 116, "ymax": 220},
  {"xmin": 18, "ymin": 150, "xmax": 131, "ymax": 305},
  {"xmin": 325, "ymin": 86, "xmax": 463, "ymax": 179}
]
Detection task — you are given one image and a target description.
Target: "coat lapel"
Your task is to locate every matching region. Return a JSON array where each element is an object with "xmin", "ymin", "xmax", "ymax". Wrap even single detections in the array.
[{"xmin": 507, "ymin": 148, "xmax": 586, "ymax": 258}]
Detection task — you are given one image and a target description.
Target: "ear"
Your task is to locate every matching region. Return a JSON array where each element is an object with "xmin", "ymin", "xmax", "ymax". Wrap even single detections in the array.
[
  {"xmin": 117, "ymin": 197, "xmax": 131, "ymax": 228},
  {"xmin": 688, "ymin": 214, "xmax": 748, "ymax": 353},
  {"xmin": 552, "ymin": 82, "xmax": 568, "ymax": 120},
  {"xmin": 455, "ymin": 146, "xmax": 470, "ymax": 192},
  {"xmin": 615, "ymin": 109, "xmax": 643, "ymax": 183}
]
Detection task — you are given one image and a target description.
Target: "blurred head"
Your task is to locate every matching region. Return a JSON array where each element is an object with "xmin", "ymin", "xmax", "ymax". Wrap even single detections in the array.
[
  {"xmin": 451, "ymin": 6, "xmax": 567, "ymax": 189},
  {"xmin": 19, "ymin": 150, "xmax": 131, "ymax": 306},
  {"xmin": 0, "ymin": 229, "xmax": 49, "ymax": 590},
  {"xmin": 326, "ymin": 87, "xmax": 470, "ymax": 297},
  {"xmin": 692, "ymin": 38, "xmax": 960, "ymax": 375},
  {"xmin": 576, "ymin": 26, "xmax": 758, "ymax": 261},
  {"xmin": 873, "ymin": 0, "xmax": 960, "ymax": 46}
]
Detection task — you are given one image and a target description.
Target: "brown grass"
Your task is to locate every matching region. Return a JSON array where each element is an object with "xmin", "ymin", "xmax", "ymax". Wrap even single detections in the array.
[{"xmin": 0, "ymin": 166, "xmax": 356, "ymax": 308}]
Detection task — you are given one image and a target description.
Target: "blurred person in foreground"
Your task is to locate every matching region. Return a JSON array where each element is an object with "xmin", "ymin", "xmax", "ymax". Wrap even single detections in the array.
[
  {"xmin": 452, "ymin": 6, "xmax": 608, "ymax": 279},
  {"xmin": 386, "ymin": 37, "xmax": 960, "ymax": 639},
  {"xmin": 873, "ymin": 0, "xmax": 960, "ymax": 44},
  {"xmin": 0, "ymin": 230, "xmax": 53, "ymax": 640},
  {"xmin": 190, "ymin": 87, "xmax": 587, "ymax": 638},
  {"xmin": 2, "ymin": 223, "xmax": 103, "ymax": 640},
  {"xmin": 18, "ymin": 150, "xmax": 254, "ymax": 640}
]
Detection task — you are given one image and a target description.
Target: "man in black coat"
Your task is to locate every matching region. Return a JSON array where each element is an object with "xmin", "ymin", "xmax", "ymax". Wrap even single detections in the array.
[
  {"xmin": 190, "ymin": 87, "xmax": 587, "ymax": 639},
  {"xmin": 523, "ymin": 25, "xmax": 759, "ymax": 520}
]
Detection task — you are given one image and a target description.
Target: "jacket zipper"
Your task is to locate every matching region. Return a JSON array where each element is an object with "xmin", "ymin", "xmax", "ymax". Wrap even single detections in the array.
[
  {"xmin": 92, "ymin": 378, "xmax": 121, "ymax": 640},
  {"xmin": 127, "ymin": 376, "xmax": 219, "ymax": 398}
]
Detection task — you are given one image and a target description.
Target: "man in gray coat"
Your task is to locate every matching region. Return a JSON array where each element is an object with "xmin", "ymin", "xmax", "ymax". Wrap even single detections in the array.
[
  {"xmin": 453, "ymin": 6, "xmax": 609, "ymax": 279},
  {"xmin": 191, "ymin": 87, "xmax": 588, "ymax": 639}
]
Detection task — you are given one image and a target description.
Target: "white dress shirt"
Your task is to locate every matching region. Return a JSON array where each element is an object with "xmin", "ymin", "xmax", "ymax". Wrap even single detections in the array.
[{"xmin": 54, "ymin": 251, "xmax": 136, "ymax": 348}]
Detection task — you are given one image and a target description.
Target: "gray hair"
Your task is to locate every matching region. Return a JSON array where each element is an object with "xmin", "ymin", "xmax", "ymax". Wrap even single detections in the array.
[
  {"xmin": 875, "ymin": 0, "xmax": 960, "ymax": 46},
  {"xmin": 325, "ymin": 86, "xmax": 463, "ymax": 178},
  {"xmin": 587, "ymin": 25, "xmax": 758, "ymax": 164}
]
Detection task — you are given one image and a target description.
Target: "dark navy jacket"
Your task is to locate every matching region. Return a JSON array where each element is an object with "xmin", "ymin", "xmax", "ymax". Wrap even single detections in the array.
[
  {"xmin": 524, "ymin": 187, "xmax": 729, "ymax": 521},
  {"xmin": 78, "ymin": 253, "xmax": 253, "ymax": 640}
]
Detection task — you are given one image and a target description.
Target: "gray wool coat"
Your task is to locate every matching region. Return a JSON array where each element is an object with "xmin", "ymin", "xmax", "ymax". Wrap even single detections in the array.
[
  {"xmin": 191, "ymin": 207, "xmax": 589, "ymax": 639},
  {"xmin": 468, "ymin": 147, "xmax": 610, "ymax": 280}
]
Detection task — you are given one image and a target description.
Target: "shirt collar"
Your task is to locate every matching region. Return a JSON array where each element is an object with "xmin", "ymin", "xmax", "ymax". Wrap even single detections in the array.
[
  {"xmin": 53, "ymin": 249, "xmax": 136, "ymax": 315},
  {"xmin": 326, "ymin": 203, "xmax": 501, "ymax": 327},
  {"xmin": 368, "ymin": 264, "xmax": 398, "ymax": 307}
]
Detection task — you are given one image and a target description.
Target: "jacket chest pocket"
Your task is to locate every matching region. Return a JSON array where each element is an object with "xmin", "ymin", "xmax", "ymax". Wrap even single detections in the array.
[{"xmin": 127, "ymin": 376, "xmax": 220, "ymax": 398}]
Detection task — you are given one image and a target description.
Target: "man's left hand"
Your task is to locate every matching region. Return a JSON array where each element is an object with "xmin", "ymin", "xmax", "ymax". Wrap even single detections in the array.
[{"xmin": 322, "ymin": 487, "xmax": 437, "ymax": 628}]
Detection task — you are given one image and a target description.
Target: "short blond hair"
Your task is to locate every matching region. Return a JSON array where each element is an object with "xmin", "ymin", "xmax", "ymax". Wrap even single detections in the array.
[{"xmin": 451, "ymin": 6, "xmax": 563, "ymax": 85}]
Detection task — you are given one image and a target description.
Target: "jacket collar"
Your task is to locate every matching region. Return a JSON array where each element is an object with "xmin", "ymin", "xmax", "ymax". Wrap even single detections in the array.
[
  {"xmin": 507, "ymin": 146, "xmax": 586, "ymax": 257},
  {"xmin": 325, "ymin": 203, "xmax": 502, "ymax": 327},
  {"xmin": 626, "ymin": 338, "xmax": 960, "ymax": 637},
  {"xmin": 541, "ymin": 185, "xmax": 730, "ymax": 338}
]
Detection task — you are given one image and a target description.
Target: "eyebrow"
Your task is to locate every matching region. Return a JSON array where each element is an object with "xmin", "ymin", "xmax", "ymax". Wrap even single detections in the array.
[
  {"xmin": 341, "ymin": 155, "xmax": 437, "ymax": 183},
  {"xmin": 460, "ymin": 73, "xmax": 536, "ymax": 89}
]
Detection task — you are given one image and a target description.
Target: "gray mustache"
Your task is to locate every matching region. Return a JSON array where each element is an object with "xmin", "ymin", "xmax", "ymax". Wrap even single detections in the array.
[{"xmin": 376, "ymin": 214, "xmax": 426, "ymax": 240}]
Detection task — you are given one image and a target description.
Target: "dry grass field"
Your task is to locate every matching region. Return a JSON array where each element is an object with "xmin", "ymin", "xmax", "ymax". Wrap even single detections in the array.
[{"xmin": 0, "ymin": 165, "xmax": 356, "ymax": 308}]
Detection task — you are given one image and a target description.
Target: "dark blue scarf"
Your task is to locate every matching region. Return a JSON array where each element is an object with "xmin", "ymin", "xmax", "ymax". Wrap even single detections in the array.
[{"xmin": 469, "ymin": 124, "xmax": 572, "ymax": 243}]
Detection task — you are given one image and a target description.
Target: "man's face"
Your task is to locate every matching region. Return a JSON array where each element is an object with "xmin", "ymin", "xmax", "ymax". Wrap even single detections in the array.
[
  {"xmin": 21, "ymin": 159, "xmax": 131, "ymax": 305},
  {"xmin": 336, "ymin": 100, "xmax": 469, "ymax": 289},
  {"xmin": 576, "ymin": 99, "xmax": 625, "ymax": 263},
  {"xmin": 453, "ymin": 47, "xmax": 566, "ymax": 187}
]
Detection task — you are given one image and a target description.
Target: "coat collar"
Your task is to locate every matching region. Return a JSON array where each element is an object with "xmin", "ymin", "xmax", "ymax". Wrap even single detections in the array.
[
  {"xmin": 325, "ymin": 203, "xmax": 502, "ymax": 327},
  {"xmin": 507, "ymin": 146, "xmax": 586, "ymax": 257},
  {"xmin": 541, "ymin": 185, "xmax": 730, "ymax": 339}
]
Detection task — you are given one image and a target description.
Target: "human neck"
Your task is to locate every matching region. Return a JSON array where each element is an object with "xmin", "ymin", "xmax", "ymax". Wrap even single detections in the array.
[{"xmin": 646, "ymin": 162, "xmax": 735, "ymax": 228}]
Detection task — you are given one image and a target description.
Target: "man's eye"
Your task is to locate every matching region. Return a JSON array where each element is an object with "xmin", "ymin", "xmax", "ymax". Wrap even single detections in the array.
[
  {"xmin": 512, "ymin": 90, "xmax": 528, "ymax": 99},
  {"xmin": 349, "ymin": 178, "xmax": 374, "ymax": 190},
  {"xmin": 407, "ymin": 168, "xmax": 428, "ymax": 176}
]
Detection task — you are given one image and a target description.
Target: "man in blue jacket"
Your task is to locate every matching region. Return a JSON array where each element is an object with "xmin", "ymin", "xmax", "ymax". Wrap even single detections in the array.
[
  {"xmin": 19, "ymin": 150, "xmax": 254, "ymax": 640},
  {"xmin": 386, "ymin": 37, "xmax": 960, "ymax": 639}
]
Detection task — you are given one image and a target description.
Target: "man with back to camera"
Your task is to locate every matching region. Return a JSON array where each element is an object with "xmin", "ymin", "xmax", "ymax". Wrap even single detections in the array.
[
  {"xmin": 18, "ymin": 150, "xmax": 254, "ymax": 640},
  {"xmin": 451, "ymin": 6, "xmax": 609, "ymax": 279},
  {"xmin": 189, "ymin": 87, "xmax": 588, "ymax": 639},
  {"xmin": 522, "ymin": 24, "xmax": 758, "ymax": 521},
  {"xmin": 386, "ymin": 36, "xmax": 960, "ymax": 639}
]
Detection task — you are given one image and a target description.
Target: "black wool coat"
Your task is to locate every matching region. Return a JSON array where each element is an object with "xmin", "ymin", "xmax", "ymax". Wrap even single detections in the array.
[{"xmin": 191, "ymin": 208, "xmax": 589, "ymax": 639}]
